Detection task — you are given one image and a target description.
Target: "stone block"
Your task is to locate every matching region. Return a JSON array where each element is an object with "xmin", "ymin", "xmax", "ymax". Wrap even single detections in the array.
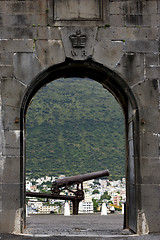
[
  {"xmin": 142, "ymin": 15, "xmax": 159, "ymax": 27},
  {"xmin": 0, "ymin": 1, "xmax": 47, "ymax": 14},
  {"xmin": 142, "ymin": 1, "xmax": 158, "ymax": 14},
  {"xmin": 0, "ymin": 53, "xmax": 13, "ymax": 65},
  {"xmin": 0, "ymin": 184, "xmax": 2, "ymax": 209},
  {"xmin": 2, "ymin": 157, "xmax": 20, "ymax": 184},
  {"xmin": 0, "ymin": 128, "xmax": 5, "ymax": 155},
  {"xmin": 132, "ymin": 79, "xmax": 159, "ymax": 108},
  {"xmin": 145, "ymin": 211, "xmax": 160, "ymax": 233},
  {"xmin": 3, "ymin": 130, "xmax": 20, "ymax": 157},
  {"xmin": 13, "ymin": 53, "xmax": 42, "ymax": 86},
  {"xmin": 60, "ymin": 27, "xmax": 97, "ymax": 61},
  {"xmin": 0, "ymin": 157, "xmax": 5, "ymax": 184},
  {"xmin": 0, "ymin": 40, "xmax": 33, "ymax": 53},
  {"xmin": 2, "ymin": 183, "xmax": 21, "ymax": 210},
  {"xmin": 93, "ymin": 39, "xmax": 123, "ymax": 70},
  {"xmin": 125, "ymin": 15, "xmax": 143, "ymax": 26},
  {"xmin": 139, "ymin": 106, "xmax": 160, "ymax": 133},
  {"xmin": 122, "ymin": 1, "xmax": 157, "ymax": 15},
  {"xmin": 109, "ymin": 14, "xmax": 124, "ymax": 27},
  {"xmin": 141, "ymin": 131, "xmax": 159, "ymax": 158},
  {"xmin": 158, "ymin": 1, "xmax": 160, "ymax": 14},
  {"xmin": 145, "ymin": 54, "xmax": 159, "ymax": 67},
  {"xmin": 141, "ymin": 184, "xmax": 160, "ymax": 209},
  {"xmin": 54, "ymin": 0, "xmax": 102, "ymax": 20},
  {"xmin": 0, "ymin": 26, "xmax": 36, "ymax": 39},
  {"xmin": 1, "ymin": 78, "xmax": 26, "ymax": 107},
  {"xmin": 145, "ymin": 67, "xmax": 160, "ymax": 80},
  {"xmin": 37, "ymin": 27, "xmax": 61, "ymax": 40},
  {"xmin": 96, "ymin": 27, "xmax": 157, "ymax": 43},
  {"xmin": 125, "ymin": 15, "xmax": 159, "ymax": 27},
  {"xmin": 0, "ymin": 26, "xmax": 61, "ymax": 41},
  {"xmin": 109, "ymin": 2, "xmax": 123, "ymax": 15},
  {"xmin": 140, "ymin": 157, "xmax": 160, "ymax": 184},
  {"xmin": 1, "ymin": 13, "xmax": 47, "ymax": 27},
  {"xmin": 0, "ymin": 210, "xmax": 15, "ymax": 233},
  {"xmin": 0, "ymin": 66, "xmax": 14, "ymax": 79},
  {"xmin": 2, "ymin": 105, "xmax": 20, "ymax": 131},
  {"xmin": 125, "ymin": 40, "xmax": 159, "ymax": 53},
  {"xmin": 115, "ymin": 53, "xmax": 144, "ymax": 87},
  {"xmin": 141, "ymin": 194, "xmax": 159, "ymax": 212},
  {"xmin": 35, "ymin": 40, "xmax": 65, "ymax": 68}
]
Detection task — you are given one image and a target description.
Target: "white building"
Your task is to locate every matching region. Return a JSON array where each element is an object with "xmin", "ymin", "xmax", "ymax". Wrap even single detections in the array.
[
  {"xmin": 26, "ymin": 180, "xmax": 32, "ymax": 191},
  {"xmin": 99, "ymin": 179, "xmax": 107, "ymax": 189},
  {"xmin": 38, "ymin": 205, "xmax": 53, "ymax": 214},
  {"xmin": 79, "ymin": 192, "xmax": 93, "ymax": 213},
  {"xmin": 79, "ymin": 201, "xmax": 93, "ymax": 213}
]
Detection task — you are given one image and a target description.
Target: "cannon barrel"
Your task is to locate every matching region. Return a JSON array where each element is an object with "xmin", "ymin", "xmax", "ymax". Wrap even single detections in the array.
[{"xmin": 52, "ymin": 169, "xmax": 109, "ymax": 190}]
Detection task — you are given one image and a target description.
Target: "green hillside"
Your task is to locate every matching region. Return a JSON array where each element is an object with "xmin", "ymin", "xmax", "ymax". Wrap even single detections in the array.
[{"xmin": 26, "ymin": 78, "xmax": 125, "ymax": 180}]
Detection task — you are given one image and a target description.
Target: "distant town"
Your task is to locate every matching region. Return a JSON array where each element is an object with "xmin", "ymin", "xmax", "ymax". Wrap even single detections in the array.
[{"xmin": 26, "ymin": 175, "xmax": 126, "ymax": 215}]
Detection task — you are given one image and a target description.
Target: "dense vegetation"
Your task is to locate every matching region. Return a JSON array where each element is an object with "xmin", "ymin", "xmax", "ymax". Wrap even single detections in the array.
[{"xmin": 26, "ymin": 78, "xmax": 125, "ymax": 180}]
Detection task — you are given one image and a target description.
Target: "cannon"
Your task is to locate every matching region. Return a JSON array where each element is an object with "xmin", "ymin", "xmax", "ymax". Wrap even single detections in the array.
[{"xmin": 26, "ymin": 169, "xmax": 109, "ymax": 215}]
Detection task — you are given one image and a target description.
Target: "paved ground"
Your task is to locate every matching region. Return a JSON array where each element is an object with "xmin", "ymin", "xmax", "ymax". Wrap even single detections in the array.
[{"xmin": 1, "ymin": 213, "xmax": 160, "ymax": 239}]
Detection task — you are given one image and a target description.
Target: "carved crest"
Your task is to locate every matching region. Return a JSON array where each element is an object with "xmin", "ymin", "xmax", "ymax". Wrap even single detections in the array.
[{"xmin": 69, "ymin": 30, "xmax": 87, "ymax": 48}]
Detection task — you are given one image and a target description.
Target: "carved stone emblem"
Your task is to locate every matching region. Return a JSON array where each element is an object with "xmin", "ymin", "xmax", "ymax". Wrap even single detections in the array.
[{"xmin": 69, "ymin": 30, "xmax": 87, "ymax": 48}]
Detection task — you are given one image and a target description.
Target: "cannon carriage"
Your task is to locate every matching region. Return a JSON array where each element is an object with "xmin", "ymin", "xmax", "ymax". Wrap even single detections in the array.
[{"xmin": 26, "ymin": 169, "xmax": 109, "ymax": 214}]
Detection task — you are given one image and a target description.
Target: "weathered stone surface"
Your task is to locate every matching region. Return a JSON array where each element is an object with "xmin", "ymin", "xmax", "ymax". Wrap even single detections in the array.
[
  {"xmin": 145, "ymin": 67, "xmax": 160, "ymax": 80},
  {"xmin": 0, "ymin": 1, "xmax": 47, "ymax": 14},
  {"xmin": 132, "ymin": 79, "xmax": 159, "ymax": 108},
  {"xmin": 141, "ymin": 187, "xmax": 159, "ymax": 211},
  {"xmin": 144, "ymin": 210, "xmax": 160, "ymax": 233},
  {"xmin": 109, "ymin": 2, "xmax": 124, "ymax": 15},
  {"xmin": 35, "ymin": 40, "xmax": 65, "ymax": 68},
  {"xmin": 145, "ymin": 54, "xmax": 159, "ymax": 67},
  {"xmin": 0, "ymin": 53, "xmax": 13, "ymax": 65},
  {"xmin": 54, "ymin": 0, "xmax": 102, "ymax": 20},
  {"xmin": 36, "ymin": 27, "xmax": 61, "ymax": 40},
  {"xmin": 2, "ymin": 157, "xmax": 20, "ymax": 184},
  {"xmin": 139, "ymin": 107, "xmax": 160, "ymax": 133},
  {"xmin": 13, "ymin": 53, "xmax": 42, "ymax": 86},
  {"xmin": 2, "ymin": 183, "xmax": 20, "ymax": 210},
  {"xmin": 93, "ymin": 38, "xmax": 123, "ymax": 69},
  {"xmin": 3, "ymin": 130, "xmax": 20, "ymax": 157},
  {"xmin": 141, "ymin": 157, "xmax": 160, "ymax": 184},
  {"xmin": 109, "ymin": 15, "xmax": 124, "ymax": 27},
  {"xmin": 125, "ymin": 15, "xmax": 159, "ymax": 26},
  {"xmin": 141, "ymin": 131, "xmax": 159, "ymax": 158},
  {"xmin": 115, "ymin": 53, "xmax": 144, "ymax": 87},
  {"xmin": 0, "ymin": 66, "xmax": 14, "ymax": 79},
  {"xmin": 60, "ymin": 27, "xmax": 97, "ymax": 61},
  {"xmin": 95, "ymin": 27, "xmax": 157, "ymax": 41},
  {"xmin": 0, "ymin": 14, "xmax": 47, "ymax": 27},
  {"xmin": 125, "ymin": 40, "xmax": 159, "ymax": 53},
  {"xmin": 0, "ymin": 210, "xmax": 16, "ymax": 233},
  {"xmin": 2, "ymin": 105, "xmax": 20, "ymax": 131},
  {"xmin": 1, "ymin": 79, "xmax": 26, "ymax": 107},
  {"xmin": 0, "ymin": 40, "xmax": 33, "ymax": 53},
  {"xmin": 0, "ymin": 26, "xmax": 61, "ymax": 40}
]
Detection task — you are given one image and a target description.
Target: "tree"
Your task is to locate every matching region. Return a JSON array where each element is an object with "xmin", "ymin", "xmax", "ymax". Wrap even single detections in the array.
[
  {"xmin": 92, "ymin": 199, "xmax": 99, "ymax": 212},
  {"xmin": 92, "ymin": 189, "xmax": 99, "ymax": 194},
  {"xmin": 101, "ymin": 191, "xmax": 111, "ymax": 200}
]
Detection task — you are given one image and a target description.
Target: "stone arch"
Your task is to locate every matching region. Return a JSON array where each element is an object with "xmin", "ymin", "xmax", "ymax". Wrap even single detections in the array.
[{"xmin": 20, "ymin": 59, "xmax": 140, "ymax": 233}]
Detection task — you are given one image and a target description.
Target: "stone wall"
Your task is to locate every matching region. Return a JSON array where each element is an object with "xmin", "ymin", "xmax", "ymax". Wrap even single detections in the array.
[{"xmin": 0, "ymin": 0, "xmax": 160, "ymax": 234}]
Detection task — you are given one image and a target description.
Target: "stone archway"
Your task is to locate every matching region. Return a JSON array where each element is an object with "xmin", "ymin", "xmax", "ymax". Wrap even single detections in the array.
[
  {"xmin": 1, "ymin": 1, "xmax": 160, "ymax": 234},
  {"xmin": 20, "ymin": 60, "xmax": 140, "ymax": 233}
]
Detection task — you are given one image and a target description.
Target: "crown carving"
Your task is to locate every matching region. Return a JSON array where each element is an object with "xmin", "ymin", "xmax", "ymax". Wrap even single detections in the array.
[{"xmin": 69, "ymin": 30, "xmax": 87, "ymax": 48}]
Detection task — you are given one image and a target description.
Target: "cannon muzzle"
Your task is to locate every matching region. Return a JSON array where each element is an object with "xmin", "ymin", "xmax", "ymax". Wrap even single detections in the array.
[{"xmin": 52, "ymin": 169, "xmax": 109, "ymax": 191}]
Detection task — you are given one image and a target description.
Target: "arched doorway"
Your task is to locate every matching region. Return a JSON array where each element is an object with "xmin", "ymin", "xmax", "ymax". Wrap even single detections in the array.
[{"xmin": 20, "ymin": 60, "xmax": 140, "ymax": 233}]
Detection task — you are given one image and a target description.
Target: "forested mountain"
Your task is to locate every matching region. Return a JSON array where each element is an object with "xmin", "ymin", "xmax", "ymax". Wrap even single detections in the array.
[{"xmin": 26, "ymin": 78, "xmax": 125, "ymax": 180}]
